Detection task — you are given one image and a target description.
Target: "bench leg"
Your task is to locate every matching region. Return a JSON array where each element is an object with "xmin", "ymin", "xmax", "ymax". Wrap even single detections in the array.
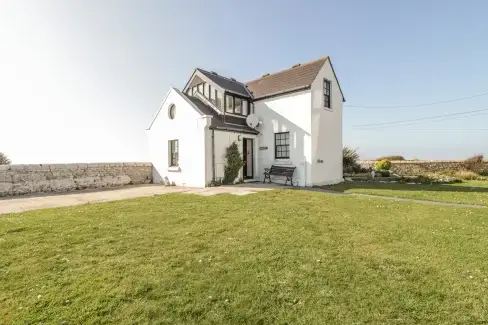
[{"xmin": 263, "ymin": 174, "xmax": 271, "ymax": 183}]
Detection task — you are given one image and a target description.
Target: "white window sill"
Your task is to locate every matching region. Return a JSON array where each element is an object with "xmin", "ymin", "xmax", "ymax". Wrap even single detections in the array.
[
  {"xmin": 324, "ymin": 107, "xmax": 333, "ymax": 112},
  {"xmin": 167, "ymin": 166, "xmax": 181, "ymax": 172}
]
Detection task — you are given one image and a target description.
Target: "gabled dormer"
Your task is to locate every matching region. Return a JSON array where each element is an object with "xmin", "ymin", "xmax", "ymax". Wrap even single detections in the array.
[{"xmin": 183, "ymin": 68, "xmax": 252, "ymax": 117}]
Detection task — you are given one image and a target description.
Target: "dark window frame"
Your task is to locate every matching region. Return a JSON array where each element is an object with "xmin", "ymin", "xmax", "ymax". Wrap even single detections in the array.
[
  {"xmin": 223, "ymin": 92, "xmax": 250, "ymax": 116},
  {"xmin": 323, "ymin": 79, "xmax": 331, "ymax": 108},
  {"xmin": 169, "ymin": 140, "xmax": 179, "ymax": 167},
  {"xmin": 274, "ymin": 132, "xmax": 290, "ymax": 159}
]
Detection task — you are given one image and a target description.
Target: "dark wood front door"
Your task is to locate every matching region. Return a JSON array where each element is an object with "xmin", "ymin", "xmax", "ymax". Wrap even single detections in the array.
[{"xmin": 243, "ymin": 138, "xmax": 254, "ymax": 179}]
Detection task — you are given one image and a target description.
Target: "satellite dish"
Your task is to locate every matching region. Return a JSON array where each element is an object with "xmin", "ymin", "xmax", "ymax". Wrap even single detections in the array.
[{"xmin": 246, "ymin": 114, "xmax": 261, "ymax": 129}]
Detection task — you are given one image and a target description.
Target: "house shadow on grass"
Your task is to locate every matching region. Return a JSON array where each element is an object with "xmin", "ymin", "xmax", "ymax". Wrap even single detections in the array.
[{"xmin": 327, "ymin": 181, "xmax": 488, "ymax": 194}]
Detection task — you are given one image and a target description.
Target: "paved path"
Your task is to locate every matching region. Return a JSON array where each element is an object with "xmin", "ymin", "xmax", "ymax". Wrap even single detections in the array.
[
  {"xmin": 1, "ymin": 183, "xmax": 483, "ymax": 215},
  {"xmin": 0, "ymin": 184, "xmax": 273, "ymax": 214}
]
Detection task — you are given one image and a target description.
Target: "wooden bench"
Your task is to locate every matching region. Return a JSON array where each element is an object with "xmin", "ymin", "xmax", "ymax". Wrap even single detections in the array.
[{"xmin": 263, "ymin": 165, "xmax": 296, "ymax": 186}]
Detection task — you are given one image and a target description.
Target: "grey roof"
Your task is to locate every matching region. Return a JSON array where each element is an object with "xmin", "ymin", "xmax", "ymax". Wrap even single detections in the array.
[
  {"xmin": 183, "ymin": 94, "xmax": 258, "ymax": 134},
  {"xmin": 197, "ymin": 68, "xmax": 252, "ymax": 98}
]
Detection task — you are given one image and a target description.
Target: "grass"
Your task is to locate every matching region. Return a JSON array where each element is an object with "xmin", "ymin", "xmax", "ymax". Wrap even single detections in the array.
[
  {"xmin": 327, "ymin": 181, "xmax": 488, "ymax": 206},
  {"xmin": 1, "ymin": 190, "xmax": 488, "ymax": 324}
]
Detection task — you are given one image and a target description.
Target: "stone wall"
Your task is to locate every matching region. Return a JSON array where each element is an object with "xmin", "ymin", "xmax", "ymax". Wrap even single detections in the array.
[
  {"xmin": 359, "ymin": 160, "xmax": 488, "ymax": 175},
  {"xmin": 0, "ymin": 163, "xmax": 152, "ymax": 197}
]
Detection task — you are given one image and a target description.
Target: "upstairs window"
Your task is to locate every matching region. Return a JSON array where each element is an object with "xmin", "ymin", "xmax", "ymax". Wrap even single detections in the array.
[
  {"xmin": 169, "ymin": 140, "xmax": 179, "ymax": 167},
  {"xmin": 242, "ymin": 100, "xmax": 248, "ymax": 115},
  {"xmin": 216, "ymin": 91, "xmax": 223, "ymax": 109},
  {"xmin": 323, "ymin": 79, "xmax": 331, "ymax": 108},
  {"xmin": 234, "ymin": 98, "xmax": 242, "ymax": 114},
  {"xmin": 275, "ymin": 132, "xmax": 290, "ymax": 159},
  {"xmin": 224, "ymin": 94, "xmax": 248, "ymax": 116},
  {"xmin": 225, "ymin": 94, "xmax": 234, "ymax": 113}
]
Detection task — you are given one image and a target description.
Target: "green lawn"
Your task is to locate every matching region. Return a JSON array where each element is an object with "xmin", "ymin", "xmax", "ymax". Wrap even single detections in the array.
[
  {"xmin": 2, "ymin": 190, "xmax": 488, "ymax": 324},
  {"xmin": 327, "ymin": 181, "xmax": 488, "ymax": 206}
]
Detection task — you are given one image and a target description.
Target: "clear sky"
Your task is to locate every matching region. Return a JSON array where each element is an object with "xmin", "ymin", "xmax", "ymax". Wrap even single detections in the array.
[{"xmin": 1, "ymin": 0, "xmax": 488, "ymax": 163}]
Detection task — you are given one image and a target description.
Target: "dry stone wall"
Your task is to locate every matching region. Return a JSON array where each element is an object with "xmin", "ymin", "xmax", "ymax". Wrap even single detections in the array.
[
  {"xmin": 359, "ymin": 160, "xmax": 488, "ymax": 175},
  {"xmin": 0, "ymin": 163, "xmax": 152, "ymax": 197}
]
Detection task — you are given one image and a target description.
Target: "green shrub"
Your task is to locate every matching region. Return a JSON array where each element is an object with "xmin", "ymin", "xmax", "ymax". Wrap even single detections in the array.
[
  {"xmin": 374, "ymin": 159, "xmax": 391, "ymax": 171},
  {"xmin": 343, "ymin": 147, "xmax": 360, "ymax": 173},
  {"xmin": 222, "ymin": 142, "xmax": 244, "ymax": 184},
  {"xmin": 452, "ymin": 170, "xmax": 487, "ymax": 180},
  {"xmin": 376, "ymin": 155, "xmax": 405, "ymax": 161}
]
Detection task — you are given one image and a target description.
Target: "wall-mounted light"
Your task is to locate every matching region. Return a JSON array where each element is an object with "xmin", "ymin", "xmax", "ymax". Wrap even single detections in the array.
[{"xmin": 237, "ymin": 135, "xmax": 242, "ymax": 141}]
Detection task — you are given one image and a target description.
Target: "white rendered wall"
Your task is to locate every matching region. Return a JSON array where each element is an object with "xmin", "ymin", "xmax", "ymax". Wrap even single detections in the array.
[
  {"xmin": 310, "ymin": 60, "xmax": 343, "ymax": 185},
  {"xmin": 147, "ymin": 88, "xmax": 208, "ymax": 187},
  {"xmin": 253, "ymin": 90, "xmax": 312, "ymax": 186}
]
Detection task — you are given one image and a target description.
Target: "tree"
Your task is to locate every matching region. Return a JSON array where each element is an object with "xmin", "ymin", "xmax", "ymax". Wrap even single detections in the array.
[
  {"xmin": 0, "ymin": 152, "xmax": 11, "ymax": 165},
  {"xmin": 343, "ymin": 146, "xmax": 360, "ymax": 172},
  {"xmin": 223, "ymin": 142, "xmax": 244, "ymax": 184}
]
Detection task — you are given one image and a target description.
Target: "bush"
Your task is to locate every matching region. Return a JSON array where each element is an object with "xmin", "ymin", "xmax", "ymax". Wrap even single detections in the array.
[
  {"xmin": 343, "ymin": 147, "xmax": 360, "ymax": 173},
  {"xmin": 222, "ymin": 142, "xmax": 244, "ymax": 184},
  {"xmin": 376, "ymin": 155, "xmax": 405, "ymax": 161},
  {"xmin": 0, "ymin": 152, "xmax": 10, "ymax": 165},
  {"xmin": 464, "ymin": 154, "xmax": 484, "ymax": 172},
  {"xmin": 374, "ymin": 159, "xmax": 391, "ymax": 171},
  {"xmin": 452, "ymin": 170, "xmax": 486, "ymax": 180}
]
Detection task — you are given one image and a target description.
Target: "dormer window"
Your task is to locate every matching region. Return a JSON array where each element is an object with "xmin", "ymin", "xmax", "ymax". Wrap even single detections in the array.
[{"xmin": 224, "ymin": 94, "xmax": 249, "ymax": 116}]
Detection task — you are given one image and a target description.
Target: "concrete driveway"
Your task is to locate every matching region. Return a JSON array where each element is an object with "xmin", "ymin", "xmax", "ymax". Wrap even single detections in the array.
[{"xmin": 0, "ymin": 184, "xmax": 275, "ymax": 214}]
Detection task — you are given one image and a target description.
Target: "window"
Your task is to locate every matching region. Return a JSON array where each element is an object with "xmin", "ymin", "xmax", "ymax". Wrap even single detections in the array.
[
  {"xmin": 216, "ymin": 91, "xmax": 223, "ymax": 109},
  {"xmin": 275, "ymin": 132, "xmax": 290, "ymax": 159},
  {"xmin": 323, "ymin": 79, "xmax": 331, "ymax": 108},
  {"xmin": 197, "ymin": 83, "xmax": 204, "ymax": 94},
  {"xmin": 192, "ymin": 86, "xmax": 197, "ymax": 95},
  {"xmin": 209, "ymin": 86, "xmax": 216, "ymax": 104},
  {"xmin": 242, "ymin": 100, "xmax": 248, "ymax": 115},
  {"xmin": 169, "ymin": 140, "xmax": 179, "ymax": 166},
  {"xmin": 234, "ymin": 97, "xmax": 242, "ymax": 114},
  {"xmin": 203, "ymin": 82, "xmax": 209, "ymax": 98},
  {"xmin": 168, "ymin": 104, "xmax": 176, "ymax": 119},
  {"xmin": 225, "ymin": 94, "xmax": 234, "ymax": 113}
]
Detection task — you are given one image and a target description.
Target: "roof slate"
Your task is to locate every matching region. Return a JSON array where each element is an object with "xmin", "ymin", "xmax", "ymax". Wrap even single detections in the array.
[{"xmin": 197, "ymin": 68, "xmax": 251, "ymax": 98}]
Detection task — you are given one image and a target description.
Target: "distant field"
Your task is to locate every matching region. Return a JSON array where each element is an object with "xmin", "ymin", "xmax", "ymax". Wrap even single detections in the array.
[{"xmin": 327, "ymin": 180, "xmax": 488, "ymax": 206}]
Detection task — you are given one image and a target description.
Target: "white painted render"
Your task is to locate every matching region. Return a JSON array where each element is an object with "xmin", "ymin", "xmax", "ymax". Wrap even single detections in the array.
[
  {"xmin": 212, "ymin": 130, "xmax": 258, "ymax": 182},
  {"xmin": 147, "ymin": 88, "xmax": 210, "ymax": 187},
  {"xmin": 310, "ymin": 60, "xmax": 343, "ymax": 185},
  {"xmin": 253, "ymin": 90, "xmax": 312, "ymax": 186},
  {"xmin": 148, "ymin": 59, "xmax": 344, "ymax": 188}
]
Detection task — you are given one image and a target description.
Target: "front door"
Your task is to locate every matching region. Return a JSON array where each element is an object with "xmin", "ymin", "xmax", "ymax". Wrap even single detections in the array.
[{"xmin": 242, "ymin": 138, "xmax": 254, "ymax": 179}]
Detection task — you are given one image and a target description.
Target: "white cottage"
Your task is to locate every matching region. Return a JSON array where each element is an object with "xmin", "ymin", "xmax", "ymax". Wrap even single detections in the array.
[{"xmin": 147, "ymin": 56, "xmax": 345, "ymax": 187}]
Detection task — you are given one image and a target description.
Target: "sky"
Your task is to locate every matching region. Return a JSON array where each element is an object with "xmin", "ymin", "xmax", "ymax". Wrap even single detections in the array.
[{"xmin": 1, "ymin": 0, "xmax": 488, "ymax": 163}]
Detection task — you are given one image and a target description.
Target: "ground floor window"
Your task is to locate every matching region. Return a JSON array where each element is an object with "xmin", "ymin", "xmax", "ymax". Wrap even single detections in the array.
[
  {"xmin": 274, "ymin": 132, "xmax": 290, "ymax": 159},
  {"xmin": 169, "ymin": 140, "xmax": 179, "ymax": 166}
]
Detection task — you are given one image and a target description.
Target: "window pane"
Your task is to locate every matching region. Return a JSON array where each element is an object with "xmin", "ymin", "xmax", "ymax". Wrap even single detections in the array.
[
  {"xmin": 216, "ymin": 91, "xmax": 223, "ymax": 109},
  {"xmin": 242, "ymin": 100, "xmax": 248, "ymax": 115},
  {"xmin": 235, "ymin": 98, "xmax": 242, "ymax": 114},
  {"xmin": 225, "ymin": 95, "xmax": 234, "ymax": 113},
  {"xmin": 203, "ymin": 83, "xmax": 208, "ymax": 98},
  {"xmin": 197, "ymin": 83, "xmax": 203, "ymax": 94}
]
